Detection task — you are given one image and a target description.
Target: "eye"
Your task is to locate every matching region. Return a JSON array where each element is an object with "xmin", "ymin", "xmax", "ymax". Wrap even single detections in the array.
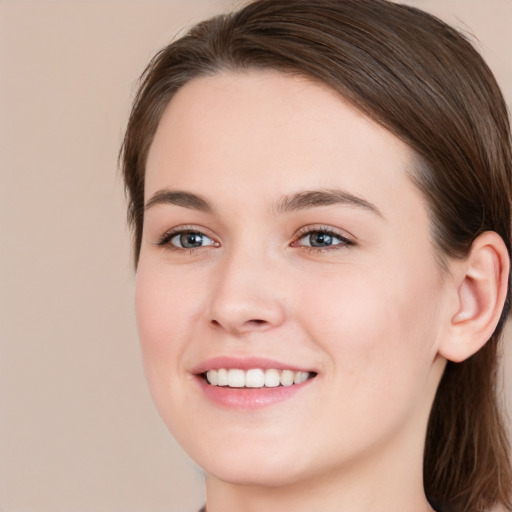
[
  {"xmin": 170, "ymin": 231, "xmax": 215, "ymax": 249},
  {"xmin": 156, "ymin": 228, "xmax": 218, "ymax": 250},
  {"xmin": 293, "ymin": 228, "xmax": 352, "ymax": 249}
]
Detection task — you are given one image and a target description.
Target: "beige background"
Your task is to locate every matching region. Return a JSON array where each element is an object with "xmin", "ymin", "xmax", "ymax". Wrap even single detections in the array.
[{"xmin": 0, "ymin": 1, "xmax": 510, "ymax": 511}]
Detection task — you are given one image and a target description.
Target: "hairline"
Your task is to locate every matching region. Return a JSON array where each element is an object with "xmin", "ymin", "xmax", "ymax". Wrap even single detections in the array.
[{"xmin": 135, "ymin": 66, "xmax": 454, "ymax": 272}]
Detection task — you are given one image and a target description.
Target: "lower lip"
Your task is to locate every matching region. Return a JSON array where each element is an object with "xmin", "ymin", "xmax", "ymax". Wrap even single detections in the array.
[{"xmin": 196, "ymin": 376, "xmax": 314, "ymax": 410}]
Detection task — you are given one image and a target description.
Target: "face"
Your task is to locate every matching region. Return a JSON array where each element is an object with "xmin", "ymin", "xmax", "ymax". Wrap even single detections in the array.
[{"xmin": 136, "ymin": 71, "xmax": 450, "ymax": 487}]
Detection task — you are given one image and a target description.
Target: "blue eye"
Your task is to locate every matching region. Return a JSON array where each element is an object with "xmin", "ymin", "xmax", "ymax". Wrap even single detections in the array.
[
  {"xmin": 169, "ymin": 231, "xmax": 215, "ymax": 249},
  {"xmin": 296, "ymin": 230, "xmax": 350, "ymax": 248}
]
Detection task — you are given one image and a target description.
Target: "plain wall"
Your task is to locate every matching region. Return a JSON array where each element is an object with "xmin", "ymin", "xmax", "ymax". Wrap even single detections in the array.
[{"xmin": 0, "ymin": 1, "xmax": 510, "ymax": 511}]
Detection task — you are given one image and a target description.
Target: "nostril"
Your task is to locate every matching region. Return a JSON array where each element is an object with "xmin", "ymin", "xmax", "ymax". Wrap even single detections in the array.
[
  {"xmin": 247, "ymin": 319, "xmax": 267, "ymax": 327},
  {"xmin": 209, "ymin": 314, "xmax": 278, "ymax": 335}
]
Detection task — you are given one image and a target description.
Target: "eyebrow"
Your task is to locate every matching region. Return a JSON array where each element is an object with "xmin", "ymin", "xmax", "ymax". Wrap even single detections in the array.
[
  {"xmin": 144, "ymin": 189, "xmax": 213, "ymax": 213},
  {"xmin": 144, "ymin": 187, "xmax": 382, "ymax": 218},
  {"xmin": 274, "ymin": 189, "xmax": 383, "ymax": 217}
]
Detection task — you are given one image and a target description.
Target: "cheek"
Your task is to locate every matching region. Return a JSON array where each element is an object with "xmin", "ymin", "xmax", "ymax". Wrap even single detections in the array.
[
  {"xmin": 134, "ymin": 263, "xmax": 204, "ymax": 408},
  {"xmin": 299, "ymin": 265, "xmax": 440, "ymax": 388},
  {"xmin": 135, "ymin": 262, "xmax": 204, "ymax": 346}
]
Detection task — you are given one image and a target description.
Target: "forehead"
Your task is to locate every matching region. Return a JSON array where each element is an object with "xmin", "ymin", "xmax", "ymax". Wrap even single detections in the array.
[{"xmin": 145, "ymin": 70, "xmax": 425, "ymax": 221}]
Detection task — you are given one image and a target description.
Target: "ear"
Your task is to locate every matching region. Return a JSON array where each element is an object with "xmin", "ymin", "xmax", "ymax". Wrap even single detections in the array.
[{"xmin": 439, "ymin": 231, "xmax": 510, "ymax": 363}]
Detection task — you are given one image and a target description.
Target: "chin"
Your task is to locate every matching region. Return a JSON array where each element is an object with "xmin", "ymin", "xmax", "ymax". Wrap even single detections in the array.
[
  {"xmin": 200, "ymin": 454, "xmax": 312, "ymax": 488},
  {"xmin": 173, "ymin": 425, "xmax": 315, "ymax": 487}
]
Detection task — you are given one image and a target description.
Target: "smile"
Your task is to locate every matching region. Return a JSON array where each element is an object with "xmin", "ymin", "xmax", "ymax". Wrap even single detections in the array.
[
  {"xmin": 194, "ymin": 357, "xmax": 317, "ymax": 409},
  {"xmin": 205, "ymin": 368, "xmax": 312, "ymax": 388}
]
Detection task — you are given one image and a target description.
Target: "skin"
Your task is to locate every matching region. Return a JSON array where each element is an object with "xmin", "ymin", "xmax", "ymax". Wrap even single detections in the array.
[{"xmin": 136, "ymin": 70, "xmax": 461, "ymax": 512}]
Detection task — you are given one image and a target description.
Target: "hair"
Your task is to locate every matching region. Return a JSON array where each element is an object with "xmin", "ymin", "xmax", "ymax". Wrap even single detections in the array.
[{"xmin": 120, "ymin": 0, "xmax": 512, "ymax": 510}]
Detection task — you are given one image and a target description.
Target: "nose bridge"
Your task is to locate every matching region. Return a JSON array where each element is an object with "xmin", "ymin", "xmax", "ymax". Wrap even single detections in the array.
[{"xmin": 208, "ymin": 238, "xmax": 285, "ymax": 335}]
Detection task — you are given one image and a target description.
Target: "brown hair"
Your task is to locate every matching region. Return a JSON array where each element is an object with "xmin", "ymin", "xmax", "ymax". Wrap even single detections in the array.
[{"xmin": 120, "ymin": 0, "xmax": 512, "ymax": 510}]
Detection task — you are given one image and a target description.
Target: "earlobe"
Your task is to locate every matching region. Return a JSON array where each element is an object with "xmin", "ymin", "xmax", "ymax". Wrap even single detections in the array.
[{"xmin": 439, "ymin": 231, "xmax": 509, "ymax": 363}]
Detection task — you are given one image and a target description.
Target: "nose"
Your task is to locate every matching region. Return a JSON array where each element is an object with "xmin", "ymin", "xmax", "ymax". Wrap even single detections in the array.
[{"xmin": 208, "ymin": 248, "xmax": 286, "ymax": 336}]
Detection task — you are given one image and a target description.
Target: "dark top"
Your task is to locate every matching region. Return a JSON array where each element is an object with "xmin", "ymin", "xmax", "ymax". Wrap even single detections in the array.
[{"xmin": 199, "ymin": 501, "xmax": 453, "ymax": 512}]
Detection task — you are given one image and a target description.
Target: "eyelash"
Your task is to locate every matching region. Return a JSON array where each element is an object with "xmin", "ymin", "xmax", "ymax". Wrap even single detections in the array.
[
  {"xmin": 155, "ymin": 225, "xmax": 354, "ymax": 253},
  {"xmin": 155, "ymin": 225, "xmax": 219, "ymax": 253},
  {"xmin": 292, "ymin": 225, "xmax": 354, "ymax": 252}
]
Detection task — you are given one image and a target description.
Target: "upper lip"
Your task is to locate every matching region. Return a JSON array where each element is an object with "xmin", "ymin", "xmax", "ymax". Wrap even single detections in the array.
[{"xmin": 191, "ymin": 356, "xmax": 316, "ymax": 375}]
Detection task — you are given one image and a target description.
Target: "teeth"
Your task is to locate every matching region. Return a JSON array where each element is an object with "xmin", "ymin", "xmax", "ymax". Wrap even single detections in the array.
[
  {"xmin": 205, "ymin": 368, "xmax": 312, "ymax": 388},
  {"xmin": 280, "ymin": 370, "xmax": 294, "ymax": 387},
  {"xmin": 227, "ymin": 369, "xmax": 245, "ymax": 388},
  {"xmin": 217, "ymin": 368, "xmax": 228, "ymax": 386},
  {"xmin": 294, "ymin": 371, "xmax": 307, "ymax": 384},
  {"xmin": 206, "ymin": 369, "xmax": 219, "ymax": 385},
  {"xmin": 246, "ymin": 368, "xmax": 265, "ymax": 388},
  {"xmin": 264, "ymin": 368, "xmax": 280, "ymax": 388}
]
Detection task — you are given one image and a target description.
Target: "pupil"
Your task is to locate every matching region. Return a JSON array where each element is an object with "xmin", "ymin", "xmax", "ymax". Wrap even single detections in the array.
[
  {"xmin": 181, "ymin": 233, "xmax": 202, "ymax": 248},
  {"xmin": 311, "ymin": 232, "xmax": 332, "ymax": 247}
]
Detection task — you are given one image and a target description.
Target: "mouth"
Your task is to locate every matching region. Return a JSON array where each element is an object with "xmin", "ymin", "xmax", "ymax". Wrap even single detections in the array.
[
  {"xmin": 202, "ymin": 368, "xmax": 316, "ymax": 388},
  {"xmin": 193, "ymin": 357, "xmax": 318, "ymax": 409}
]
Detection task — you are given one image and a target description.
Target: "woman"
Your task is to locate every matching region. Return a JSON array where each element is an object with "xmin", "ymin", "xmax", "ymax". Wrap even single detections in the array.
[{"xmin": 120, "ymin": 0, "xmax": 512, "ymax": 510}]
